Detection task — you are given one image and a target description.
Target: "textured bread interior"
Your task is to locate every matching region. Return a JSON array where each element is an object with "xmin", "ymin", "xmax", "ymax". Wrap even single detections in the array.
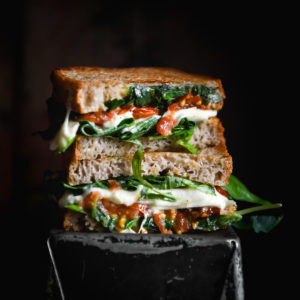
[
  {"xmin": 73, "ymin": 117, "xmax": 225, "ymax": 161},
  {"xmin": 51, "ymin": 66, "xmax": 225, "ymax": 113},
  {"xmin": 68, "ymin": 145, "xmax": 232, "ymax": 187}
]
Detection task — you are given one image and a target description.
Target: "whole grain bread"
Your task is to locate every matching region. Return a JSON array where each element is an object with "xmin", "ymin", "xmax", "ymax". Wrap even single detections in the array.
[
  {"xmin": 73, "ymin": 117, "xmax": 225, "ymax": 161},
  {"xmin": 67, "ymin": 145, "xmax": 232, "ymax": 186},
  {"xmin": 51, "ymin": 67, "xmax": 225, "ymax": 113}
]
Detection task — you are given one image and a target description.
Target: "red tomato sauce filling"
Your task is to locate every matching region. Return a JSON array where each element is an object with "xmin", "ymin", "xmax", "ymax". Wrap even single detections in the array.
[
  {"xmin": 75, "ymin": 105, "xmax": 158, "ymax": 125},
  {"xmin": 79, "ymin": 189, "xmax": 221, "ymax": 234},
  {"xmin": 156, "ymin": 94, "xmax": 206, "ymax": 136}
]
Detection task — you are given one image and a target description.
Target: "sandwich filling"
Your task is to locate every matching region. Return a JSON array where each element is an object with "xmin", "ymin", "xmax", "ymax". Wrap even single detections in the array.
[
  {"xmin": 60, "ymin": 176, "xmax": 236, "ymax": 234},
  {"xmin": 49, "ymin": 90, "xmax": 220, "ymax": 154}
]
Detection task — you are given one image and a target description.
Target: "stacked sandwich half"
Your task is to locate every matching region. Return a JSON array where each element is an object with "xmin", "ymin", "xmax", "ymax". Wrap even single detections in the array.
[{"xmin": 47, "ymin": 67, "xmax": 239, "ymax": 234}]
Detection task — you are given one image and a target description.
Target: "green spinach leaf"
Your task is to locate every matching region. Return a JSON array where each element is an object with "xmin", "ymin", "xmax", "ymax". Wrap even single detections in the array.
[
  {"xmin": 108, "ymin": 217, "xmax": 118, "ymax": 232},
  {"xmin": 132, "ymin": 149, "xmax": 177, "ymax": 202},
  {"xmin": 91, "ymin": 202, "xmax": 111, "ymax": 228},
  {"xmin": 119, "ymin": 116, "xmax": 159, "ymax": 140},
  {"xmin": 164, "ymin": 219, "xmax": 174, "ymax": 230},
  {"xmin": 222, "ymin": 175, "xmax": 271, "ymax": 205},
  {"xmin": 64, "ymin": 204, "xmax": 87, "ymax": 214},
  {"xmin": 196, "ymin": 218, "xmax": 219, "ymax": 231},
  {"xmin": 232, "ymin": 215, "xmax": 283, "ymax": 233},
  {"xmin": 105, "ymin": 99, "xmax": 127, "ymax": 111},
  {"xmin": 103, "ymin": 84, "xmax": 223, "ymax": 112},
  {"xmin": 63, "ymin": 181, "xmax": 109, "ymax": 192},
  {"xmin": 250, "ymin": 215, "xmax": 283, "ymax": 233},
  {"xmin": 148, "ymin": 118, "xmax": 198, "ymax": 154},
  {"xmin": 143, "ymin": 217, "xmax": 157, "ymax": 231},
  {"xmin": 125, "ymin": 217, "xmax": 140, "ymax": 230},
  {"xmin": 144, "ymin": 176, "xmax": 215, "ymax": 195},
  {"xmin": 79, "ymin": 118, "xmax": 135, "ymax": 137}
]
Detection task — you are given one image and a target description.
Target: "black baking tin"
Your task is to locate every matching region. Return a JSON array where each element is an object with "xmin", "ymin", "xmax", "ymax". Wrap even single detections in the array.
[{"xmin": 47, "ymin": 227, "xmax": 244, "ymax": 300}]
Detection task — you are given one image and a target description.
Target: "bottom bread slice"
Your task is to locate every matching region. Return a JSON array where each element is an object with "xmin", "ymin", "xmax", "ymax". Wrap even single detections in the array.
[{"xmin": 68, "ymin": 146, "xmax": 232, "ymax": 186}]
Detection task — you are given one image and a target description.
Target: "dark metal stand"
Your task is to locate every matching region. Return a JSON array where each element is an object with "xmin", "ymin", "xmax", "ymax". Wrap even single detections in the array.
[{"xmin": 47, "ymin": 228, "xmax": 244, "ymax": 300}]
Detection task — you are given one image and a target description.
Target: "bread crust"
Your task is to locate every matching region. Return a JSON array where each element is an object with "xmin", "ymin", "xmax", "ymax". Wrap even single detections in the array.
[{"xmin": 51, "ymin": 67, "xmax": 225, "ymax": 113}]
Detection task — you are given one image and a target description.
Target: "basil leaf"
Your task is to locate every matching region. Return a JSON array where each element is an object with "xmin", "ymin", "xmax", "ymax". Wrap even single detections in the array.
[
  {"xmin": 64, "ymin": 204, "xmax": 86, "ymax": 214},
  {"xmin": 125, "ymin": 217, "xmax": 140, "ymax": 230},
  {"xmin": 222, "ymin": 175, "xmax": 271, "ymax": 205}
]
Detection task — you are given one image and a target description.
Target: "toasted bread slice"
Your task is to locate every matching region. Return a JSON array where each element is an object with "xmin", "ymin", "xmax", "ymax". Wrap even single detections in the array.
[
  {"xmin": 73, "ymin": 117, "xmax": 225, "ymax": 161},
  {"xmin": 51, "ymin": 67, "xmax": 225, "ymax": 113},
  {"xmin": 67, "ymin": 144, "xmax": 232, "ymax": 186}
]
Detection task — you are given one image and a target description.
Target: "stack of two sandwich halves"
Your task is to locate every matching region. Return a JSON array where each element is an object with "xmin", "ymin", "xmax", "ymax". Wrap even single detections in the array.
[{"xmin": 46, "ymin": 67, "xmax": 239, "ymax": 234}]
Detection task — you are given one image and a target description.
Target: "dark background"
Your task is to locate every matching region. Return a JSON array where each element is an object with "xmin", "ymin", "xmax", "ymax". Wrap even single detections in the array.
[{"xmin": 1, "ymin": 0, "xmax": 292, "ymax": 299}]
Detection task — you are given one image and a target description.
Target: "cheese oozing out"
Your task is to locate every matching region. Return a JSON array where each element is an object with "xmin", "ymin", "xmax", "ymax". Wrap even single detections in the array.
[
  {"xmin": 50, "ymin": 108, "xmax": 80, "ymax": 152},
  {"xmin": 59, "ymin": 185, "xmax": 236, "ymax": 215}
]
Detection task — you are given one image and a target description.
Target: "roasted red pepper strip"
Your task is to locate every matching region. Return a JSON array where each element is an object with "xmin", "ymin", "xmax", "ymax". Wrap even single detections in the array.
[
  {"xmin": 153, "ymin": 214, "xmax": 172, "ymax": 234},
  {"xmin": 81, "ymin": 192, "xmax": 103, "ymax": 209},
  {"xmin": 173, "ymin": 211, "xmax": 190, "ymax": 234},
  {"xmin": 215, "ymin": 186, "xmax": 228, "ymax": 197},
  {"xmin": 156, "ymin": 115, "xmax": 176, "ymax": 136},
  {"xmin": 132, "ymin": 106, "xmax": 159, "ymax": 119}
]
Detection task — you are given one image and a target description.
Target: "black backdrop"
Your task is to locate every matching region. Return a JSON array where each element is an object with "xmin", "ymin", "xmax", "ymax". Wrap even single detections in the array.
[{"xmin": 1, "ymin": 1, "xmax": 292, "ymax": 299}]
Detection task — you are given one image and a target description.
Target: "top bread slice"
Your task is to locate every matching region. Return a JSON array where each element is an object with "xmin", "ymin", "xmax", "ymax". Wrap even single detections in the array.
[{"xmin": 51, "ymin": 67, "xmax": 225, "ymax": 114}]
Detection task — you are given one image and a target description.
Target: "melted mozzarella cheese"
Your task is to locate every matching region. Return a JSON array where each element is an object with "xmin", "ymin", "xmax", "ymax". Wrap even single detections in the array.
[
  {"xmin": 59, "ymin": 185, "xmax": 235, "ymax": 213},
  {"xmin": 163, "ymin": 107, "xmax": 217, "ymax": 126},
  {"xmin": 59, "ymin": 185, "xmax": 144, "ymax": 208},
  {"xmin": 102, "ymin": 111, "xmax": 134, "ymax": 128},
  {"xmin": 143, "ymin": 189, "xmax": 234, "ymax": 211},
  {"xmin": 50, "ymin": 108, "xmax": 79, "ymax": 152}
]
